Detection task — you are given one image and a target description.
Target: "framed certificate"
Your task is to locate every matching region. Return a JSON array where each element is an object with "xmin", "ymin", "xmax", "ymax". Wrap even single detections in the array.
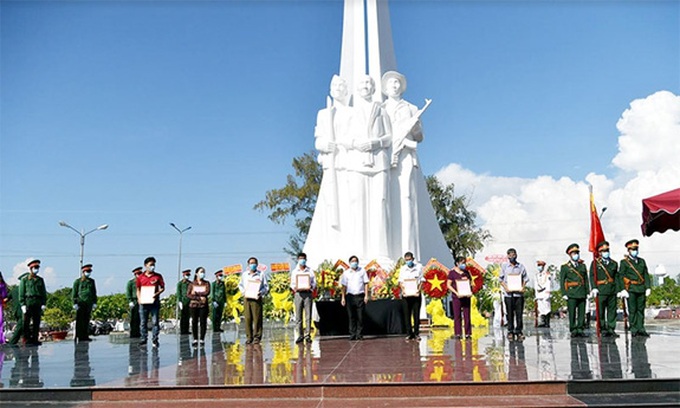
[
  {"xmin": 456, "ymin": 280, "xmax": 472, "ymax": 298},
  {"xmin": 193, "ymin": 285, "xmax": 206, "ymax": 294},
  {"xmin": 296, "ymin": 274, "xmax": 311, "ymax": 291},
  {"xmin": 245, "ymin": 279, "xmax": 261, "ymax": 299},
  {"xmin": 402, "ymin": 279, "xmax": 418, "ymax": 297},
  {"xmin": 507, "ymin": 274, "xmax": 523, "ymax": 292},
  {"xmin": 139, "ymin": 286, "xmax": 156, "ymax": 305}
]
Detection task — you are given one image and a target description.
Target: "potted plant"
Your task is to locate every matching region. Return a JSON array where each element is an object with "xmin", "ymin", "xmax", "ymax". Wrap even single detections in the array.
[{"xmin": 43, "ymin": 307, "xmax": 71, "ymax": 341}]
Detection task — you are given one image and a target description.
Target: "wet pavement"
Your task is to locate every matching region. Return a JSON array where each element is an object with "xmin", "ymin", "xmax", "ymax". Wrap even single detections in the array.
[{"xmin": 0, "ymin": 319, "xmax": 678, "ymax": 389}]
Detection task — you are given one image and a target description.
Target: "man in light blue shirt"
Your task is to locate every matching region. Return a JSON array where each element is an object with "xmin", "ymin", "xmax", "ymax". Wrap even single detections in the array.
[
  {"xmin": 340, "ymin": 255, "xmax": 369, "ymax": 340},
  {"xmin": 500, "ymin": 248, "xmax": 529, "ymax": 341}
]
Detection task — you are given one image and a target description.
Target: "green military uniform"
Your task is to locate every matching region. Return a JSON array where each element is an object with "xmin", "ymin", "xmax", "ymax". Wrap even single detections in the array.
[
  {"xmin": 126, "ymin": 268, "xmax": 142, "ymax": 338},
  {"xmin": 177, "ymin": 271, "xmax": 192, "ymax": 335},
  {"xmin": 19, "ymin": 260, "xmax": 47, "ymax": 346},
  {"xmin": 560, "ymin": 243, "xmax": 589, "ymax": 337},
  {"xmin": 210, "ymin": 272, "xmax": 226, "ymax": 332},
  {"xmin": 619, "ymin": 239, "xmax": 651, "ymax": 337},
  {"xmin": 73, "ymin": 265, "xmax": 97, "ymax": 342},
  {"xmin": 589, "ymin": 241, "xmax": 620, "ymax": 337},
  {"xmin": 8, "ymin": 272, "xmax": 28, "ymax": 345}
]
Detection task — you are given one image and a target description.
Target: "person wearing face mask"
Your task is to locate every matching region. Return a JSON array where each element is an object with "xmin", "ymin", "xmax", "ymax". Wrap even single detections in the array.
[
  {"xmin": 534, "ymin": 260, "xmax": 552, "ymax": 328},
  {"xmin": 447, "ymin": 256, "xmax": 473, "ymax": 340},
  {"xmin": 618, "ymin": 239, "xmax": 651, "ymax": 337},
  {"xmin": 340, "ymin": 255, "xmax": 370, "ymax": 341},
  {"xmin": 210, "ymin": 270, "xmax": 227, "ymax": 333},
  {"xmin": 239, "ymin": 257, "xmax": 269, "ymax": 344},
  {"xmin": 176, "ymin": 269, "xmax": 192, "ymax": 335},
  {"xmin": 290, "ymin": 252, "xmax": 317, "ymax": 344},
  {"xmin": 126, "ymin": 267, "xmax": 143, "ymax": 338},
  {"xmin": 560, "ymin": 244, "xmax": 590, "ymax": 338},
  {"xmin": 8, "ymin": 269, "xmax": 30, "ymax": 345},
  {"xmin": 500, "ymin": 248, "xmax": 529, "ymax": 341},
  {"xmin": 589, "ymin": 241, "xmax": 620, "ymax": 337},
  {"xmin": 188, "ymin": 267, "xmax": 211, "ymax": 347},
  {"xmin": 398, "ymin": 251, "xmax": 424, "ymax": 341},
  {"xmin": 18, "ymin": 259, "xmax": 47, "ymax": 346},
  {"xmin": 72, "ymin": 264, "xmax": 98, "ymax": 342},
  {"xmin": 136, "ymin": 256, "xmax": 165, "ymax": 348}
]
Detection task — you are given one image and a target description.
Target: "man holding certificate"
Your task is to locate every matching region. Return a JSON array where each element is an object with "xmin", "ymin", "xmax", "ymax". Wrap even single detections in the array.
[
  {"xmin": 447, "ymin": 256, "xmax": 473, "ymax": 340},
  {"xmin": 239, "ymin": 257, "xmax": 269, "ymax": 345},
  {"xmin": 398, "ymin": 252, "xmax": 424, "ymax": 341},
  {"xmin": 290, "ymin": 252, "xmax": 317, "ymax": 344},
  {"xmin": 136, "ymin": 257, "xmax": 165, "ymax": 348},
  {"xmin": 500, "ymin": 248, "xmax": 528, "ymax": 341}
]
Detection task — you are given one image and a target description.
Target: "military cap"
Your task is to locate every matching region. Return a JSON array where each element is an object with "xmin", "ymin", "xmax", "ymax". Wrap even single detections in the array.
[
  {"xmin": 625, "ymin": 239, "xmax": 639, "ymax": 249},
  {"xmin": 536, "ymin": 260, "xmax": 546, "ymax": 266},
  {"xmin": 27, "ymin": 259, "xmax": 41, "ymax": 267},
  {"xmin": 506, "ymin": 248, "xmax": 517, "ymax": 255},
  {"xmin": 182, "ymin": 269, "xmax": 191, "ymax": 276},
  {"xmin": 81, "ymin": 264, "xmax": 93, "ymax": 272},
  {"xmin": 566, "ymin": 243, "xmax": 580, "ymax": 254},
  {"xmin": 132, "ymin": 267, "xmax": 143, "ymax": 274},
  {"xmin": 214, "ymin": 270, "xmax": 223, "ymax": 276},
  {"xmin": 381, "ymin": 71, "xmax": 407, "ymax": 95},
  {"xmin": 596, "ymin": 241, "xmax": 610, "ymax": 251}
]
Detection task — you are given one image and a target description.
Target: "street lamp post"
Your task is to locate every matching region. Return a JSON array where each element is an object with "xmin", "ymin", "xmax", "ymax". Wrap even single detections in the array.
[
  {"xmin": 170, "ymin": 223, "xmax": 191, "ymax": 328},
  {"xmin": 59, "ymin": 221, "xmax": 108, "ymax": 275}
]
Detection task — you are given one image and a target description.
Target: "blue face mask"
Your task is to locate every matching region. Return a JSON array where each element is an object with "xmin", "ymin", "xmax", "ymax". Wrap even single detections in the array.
[
  {"xmin": 459, "ymin": 263, "xmax": 467, "ymax": 270},
  {"xmin": 249, "ymin": 264, "xmax": 257, "ymax": 272},
  {"xmin": 84, "ymin": 272, "xmax": 91, "ymax": 278},
  {"xmin": 298, "ymin": 259, "xmax": 307, "ymax": 267},
  {"xmin": 629, "ymin": 250, "xmax": 638, "ymax": 258},
  {"xmin": 601, "ymin": 251, "xmax": 610, "ymax": 259},
  {"xmin": 537, "ymin": 265, "xmax": 544, "ymax": 272},
  {"xmin": 350, "ymin": 262, "xmax": 358, "ymax": 269},
  {"xmin": 198, "ymin": 272, "xmax": 205, "ymax": 279},
  {"xmin": 406, "ymin": 260, "xmax": 414, "ymax": 268},
  {"xmin": 31, "ymin": 268, "xmax": 40, "ymax": 274},
  {"xmin": 571, "ymin": 253, "xmax": 580, "ymax": 262}
]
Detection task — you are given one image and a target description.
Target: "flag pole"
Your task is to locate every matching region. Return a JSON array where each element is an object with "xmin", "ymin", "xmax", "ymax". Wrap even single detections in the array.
[{"xmin": 589, "ymin": 185, "xmax": 602, "ymax": 336}]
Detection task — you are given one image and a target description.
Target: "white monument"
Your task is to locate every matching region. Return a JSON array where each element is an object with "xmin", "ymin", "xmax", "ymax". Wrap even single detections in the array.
[{"xmin": 304, "ymin": 0, "xmax": 453, "ymax": 268}]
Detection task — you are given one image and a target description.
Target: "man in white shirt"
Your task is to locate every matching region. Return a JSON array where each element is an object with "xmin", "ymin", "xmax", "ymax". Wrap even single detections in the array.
[
  {"xmin": 340, "ymin": 255, "xmax": 369, "ymax": 340},
  {"xmin": 290, "ymin": 252, "xmax": 317, "ymax": 344},
  {"xmin": 535, "ymin": 260, "xmax": 552, "ymax": 328},
  {"xmin": 500, "ymin": 248, "xmax": 529, "ymax": 341},
  {"xmin": 398, "ymin": 251, "xmax": 424, "ymax": 341},
  {"xmin": 238, "ymin": 257, "xmax": 269, "ymax": 345}
]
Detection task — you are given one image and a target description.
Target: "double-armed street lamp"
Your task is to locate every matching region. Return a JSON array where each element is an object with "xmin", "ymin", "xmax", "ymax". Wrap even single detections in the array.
[
  {"xmin": 170, "ymin": 223, "xmax": 191, "ymax": 325},
  {"xmin": 59, "ymin": 221, "xmax": 109, "ymax": 275}
]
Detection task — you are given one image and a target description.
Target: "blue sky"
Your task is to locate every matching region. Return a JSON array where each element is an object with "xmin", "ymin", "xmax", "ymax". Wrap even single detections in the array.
[{"xmin": 1, "ymin": 0, "xmax": 678, "ymax": 292}]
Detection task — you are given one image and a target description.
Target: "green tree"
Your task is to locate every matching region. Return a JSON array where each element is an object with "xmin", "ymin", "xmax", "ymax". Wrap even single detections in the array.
[
  {"xmin": 92, "ymin": 294, "xmax": 128, "ymax": 320},
  {"xmin": 426, "ymin": 175, "xmax": 491, "ymax": 258},
  {"xmin": 253, "ymin": 151, "xmax": 321, "ymax": 256},
  {"xmin": 47, "ymin": 287, "xmax": 73, "ymax": 317},
  {"xmin": 647, "ymin": 277, "xmax": 680, "ymax": 307}
]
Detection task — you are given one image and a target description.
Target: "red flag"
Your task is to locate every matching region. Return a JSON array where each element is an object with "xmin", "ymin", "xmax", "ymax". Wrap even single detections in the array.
[{"xmin": 588, "ymin": 185, "xmax": 606, "ymax": 254}]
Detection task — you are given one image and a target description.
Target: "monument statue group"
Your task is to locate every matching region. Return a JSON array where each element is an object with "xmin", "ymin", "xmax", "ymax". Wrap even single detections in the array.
[{"xmin": 304, "ymin": 0, "xmax": 453, "ymax": 268}]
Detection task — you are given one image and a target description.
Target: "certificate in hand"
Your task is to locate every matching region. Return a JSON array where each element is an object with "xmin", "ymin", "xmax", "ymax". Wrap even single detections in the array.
[
  {"xmin": 507, "ymin": 274, "xmax": 523, "ymax": 292},
  {"xmin": 402, "ymin": 279, "xmax": 418, "ymax": 297},
  {"xmin": 296, "ymin": 274, "xmax": 311, "ymax": 291},
  {"xmin": 193, "ymin": 286, "xmax": 206, "ymax": 294},
  {"xmin": 245, "ymin": 279, "xmax": 261, "ymax": 299},
  {"xmin": 456, "ymin": 280, "xmax": 472, "ymax": 297},
  {"xmin": 139, "ymin": 286, "xmax": 156, "ymax": 305}
]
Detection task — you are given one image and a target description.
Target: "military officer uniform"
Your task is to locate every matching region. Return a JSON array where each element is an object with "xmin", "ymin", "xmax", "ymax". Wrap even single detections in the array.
[
  {"xmin": 8, "ymin": 272, "xmax": 29, "ymax": 345},
  {"xmin": 560, "ymin": 244, "xmax": 589, "ymax": 338},
  {"xmin": 618, "ymin": 239, "xmax": 651, "ymax": 337},
  {"xmin": 210, "ymin": 271, "xmax": 227, "ymax": 332},
  {"xmin": 72, "ymin": 264, "xmax": 98, "ymax": 342},
  {"xmin": 126, "ymin": 267, "xmax": 142, "ymax": 338},
  {"xmin": 19, "ymin": 259, "xmax": 47, "ymax": 346},
  {"xmin": 177, "ymin": 269, "xmax": 192, "ymax": 335},
  {"xmin": 589, "ymin": 241, "xmax": 620, "ymax": 337}
]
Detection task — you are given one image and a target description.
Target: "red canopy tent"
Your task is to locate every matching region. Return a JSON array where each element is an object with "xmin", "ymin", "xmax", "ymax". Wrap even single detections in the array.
[{"xmin": 641, "ymin": 187, "xmax": 680, "ymax": 236}]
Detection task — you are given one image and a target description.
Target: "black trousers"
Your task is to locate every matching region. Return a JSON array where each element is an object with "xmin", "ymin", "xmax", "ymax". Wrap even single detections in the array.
[
  {"xmin": 505, "ymin": 296, "xmax": 524, "ymax": 335},
  {"xmin": 130, "ymin": 304, "xmax": 141, "ymax": 338},
  {"xmin": 23, "ymin": 304, "xmax": 42, "ymax": 344},
  {"xmin": 75, "ymin": 303, "xmax": 92, "ymax": 340},
  {"xmin": 190, "ymin": 306, "xmax": 208, "ymax": 341},
  {"xmin": 346, "ymin": 294, "xmax": 365, "ymax": 338},
  {"xmin": 179, "ymin": 303, "xmax": 191, "ymax": 334},
  {"xmin": 402, "ymin": 296, "xmax": 421, "ymax": 337}
]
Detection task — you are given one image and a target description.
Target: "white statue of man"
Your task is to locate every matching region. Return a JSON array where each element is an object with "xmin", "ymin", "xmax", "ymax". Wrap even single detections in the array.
[
  {"xmin": 344, "ymin": 75, "xmax": 392, "ymax": 260},
  {"xmin": 382, "ymin": 71, "xmax": 425, "ymax": 258}
]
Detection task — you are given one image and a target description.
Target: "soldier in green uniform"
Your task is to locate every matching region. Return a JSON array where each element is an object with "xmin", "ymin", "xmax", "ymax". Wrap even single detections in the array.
[
  {"xmin": 560, "ymin": 244, "xmax": 590, "ymax": 338},
  {"xmin": 19, "ymin": 259, "xmax": 47, "ymax": 346},
  {"xmin": 126, "ymin": 267, "xmax": 142, "ymax": 338},
  {"xmin": 177, "ymin": 269, "xmax": 192, "ymax": 335},
  {"xmin": 72, "ymin": 264, "xmax": 98, "ymax": 342},
  {"xmin": 8, "ymin": 271, "xmax": 29, "ymax": 345},
  {"xmin": 210, "ymin": 270, "xmax": 226, "ymax": 333},
  {"xmin": 589, "ymin": 241, "xmax": 620, "ymax": 337},
  {"xmin": 618, "ymin": 239, "xmax": 651, "ymax": 337}
]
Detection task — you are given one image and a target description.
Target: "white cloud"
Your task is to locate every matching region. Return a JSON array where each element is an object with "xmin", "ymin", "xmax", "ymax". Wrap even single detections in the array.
[
  {"xmin": 11, "ymin": 258, "xmax": 58, "ymax": 287},
  {"xmin": 436, "ymin": 90, "xmax": 680, "ymax": 280}
]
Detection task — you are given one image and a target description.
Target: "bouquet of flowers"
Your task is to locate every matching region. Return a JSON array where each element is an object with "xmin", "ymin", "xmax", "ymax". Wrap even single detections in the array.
[
  {"xmin": 387, "ymin": 258, "xmax": 405, "ymax": 299},
  {"xmin": 314, "ymin": 259, "xmax": 344, "ymax": 300},
  {"xmin": 268, "ymin": 271, "xmax": 293, "ymax": 323},
  {"xmin": 224, "ymin": 273, "xmax": 243, "ymax": 323},
  {"xmin": 366, "ymin": 260, "xmax": 390, "ymax": 300}
]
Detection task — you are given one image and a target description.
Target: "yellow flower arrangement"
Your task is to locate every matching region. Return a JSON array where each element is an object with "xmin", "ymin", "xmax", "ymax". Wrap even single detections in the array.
[{"xmin": 269, "ymin": 272, "xmax": 294, "ymax": 323}]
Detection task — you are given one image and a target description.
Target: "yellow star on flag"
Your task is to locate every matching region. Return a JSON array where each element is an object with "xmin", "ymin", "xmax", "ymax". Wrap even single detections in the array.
[{"xmin": 428, "ymin": 274, "xmax": 445, "ymax": 291}]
